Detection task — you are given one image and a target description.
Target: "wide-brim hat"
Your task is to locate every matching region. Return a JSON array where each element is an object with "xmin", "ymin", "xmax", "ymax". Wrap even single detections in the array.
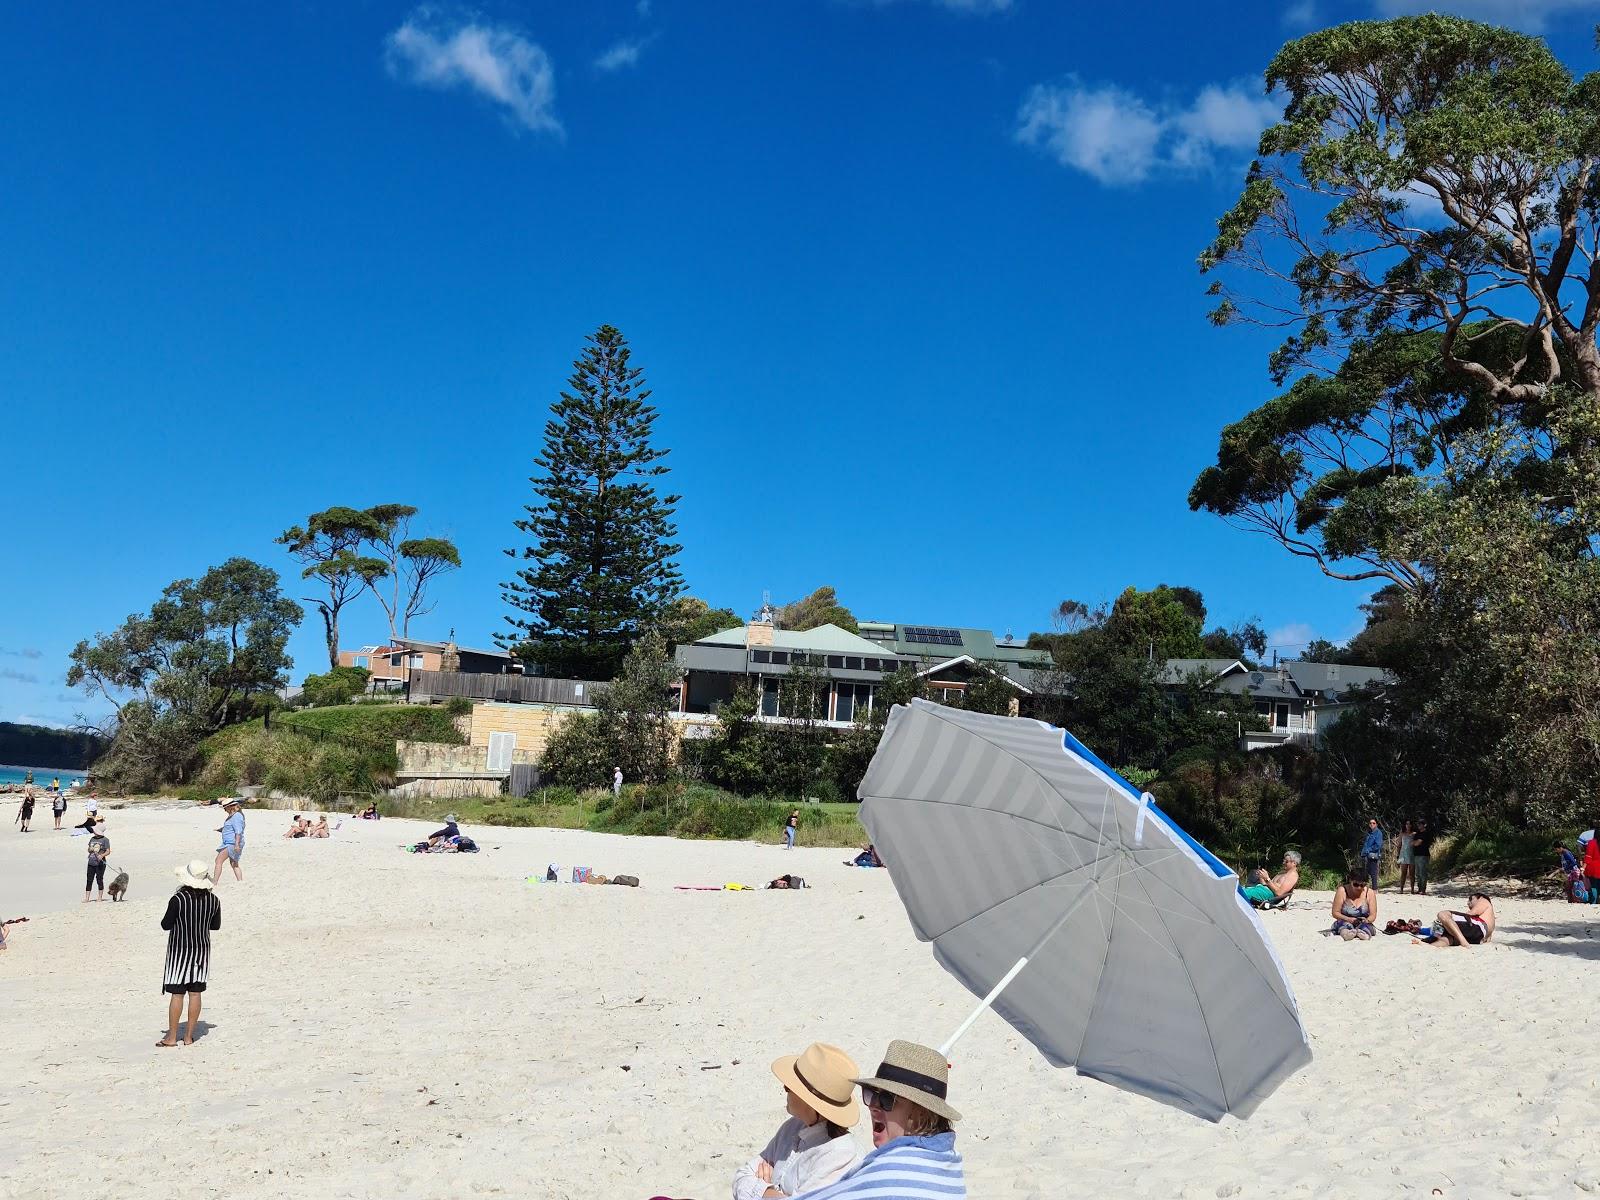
[
  {"xmin": 771, "ymin": 1042, "xmax": 860, "ymax": 1126},
  {"xmin": 175, "ymin": 860, "xmax": 215, "ymax": 890},
  {"xmin": 221, "ymin": 796, "xmax": 242, "ymax": 808},
  {"xmin": 853, "ymin": 1039, "xmax": 961, "ymax": 1123},
  {"xmin": 444, "ymin": 813, "xmax": 459, "ymax": 824}
]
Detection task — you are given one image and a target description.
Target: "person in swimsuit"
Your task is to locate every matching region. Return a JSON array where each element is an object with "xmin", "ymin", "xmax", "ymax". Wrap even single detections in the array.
[
  {"xmin": 1433, "ymin": 893, "xmax": 1494, "ymax": 946},
  {"xmin": 1329, "ymin": 869, "xmax": 1377, "ymax": 940}
]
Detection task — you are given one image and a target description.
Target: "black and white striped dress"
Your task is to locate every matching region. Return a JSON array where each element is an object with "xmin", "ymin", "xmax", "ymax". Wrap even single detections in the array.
[{"xmin": 160, "ymin": 886, "xmax": 221, "ymax": 994}]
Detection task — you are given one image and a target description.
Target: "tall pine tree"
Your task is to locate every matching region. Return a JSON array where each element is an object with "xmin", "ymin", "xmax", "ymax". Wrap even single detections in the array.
[{"xmin": 500, "ymin": 325, "xmax": 683, "ymax": 679}]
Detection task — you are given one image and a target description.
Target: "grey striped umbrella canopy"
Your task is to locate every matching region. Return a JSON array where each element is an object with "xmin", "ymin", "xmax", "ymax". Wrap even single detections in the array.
[{"xmin": 858, "ymin": 699, "xmax": 1311, "ymax": 1122}]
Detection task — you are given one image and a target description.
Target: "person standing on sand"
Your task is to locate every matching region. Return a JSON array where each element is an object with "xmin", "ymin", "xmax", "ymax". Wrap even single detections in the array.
[
  {"xmin": 1360, "ymin": 818, "xmax": 1383, "ymax": 891},
  {"xmin": 212, "ymin": 798, "xmax": 245, "ymax": 885},
  {"xmin": 1396, "ymin": 819, "xmax": 1415, "ymax": 894},
  {"xmin": 1411, "ymin": 819, "xmax": 1433, "ymax": 895},
  {"xmin": 613, "ymin": 766, "xmax": 623, "ymax": 798},
  {"xmin": 785, "ymin": 809, "xmax": 799, "ymax": 850},
  {"xmin": 158, "ymin": 860, "xmax": 222, "ymax": 1046},
  {"xmin": 51, "ymin": 789, "xmax": 66, "ymax": 830},
  {"xmin": 1584, "ymin": 828, "xmax": 1600, "ymax": 906},
  {"xmin": 85, "ymin": 824, "xmax": 110, "ymax": 901},
  {"xmin": 15, "ymin": 792, "xmax": 34, "ymax": 832}
]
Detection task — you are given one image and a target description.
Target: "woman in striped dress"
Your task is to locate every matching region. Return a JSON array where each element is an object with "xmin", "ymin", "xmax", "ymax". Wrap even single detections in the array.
[{"xmin": 157, "ymin": 860, "xmax": 222, "ymax": 1047}]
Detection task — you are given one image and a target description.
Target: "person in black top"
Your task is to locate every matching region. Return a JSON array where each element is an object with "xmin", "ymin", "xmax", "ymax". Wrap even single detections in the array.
[
  {"xmin": 15, "ymin": 794, "xmax": 34, "ymax": 832},
  {"xmin": 1410, "ymin": 820, "xmax": 1434, "ymax": 895}
]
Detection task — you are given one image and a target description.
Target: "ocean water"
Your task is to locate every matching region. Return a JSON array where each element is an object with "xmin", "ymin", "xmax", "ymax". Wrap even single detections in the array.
[{"xmin": 0, "ymin": 765, "xmax": 86, "ymax": 789}]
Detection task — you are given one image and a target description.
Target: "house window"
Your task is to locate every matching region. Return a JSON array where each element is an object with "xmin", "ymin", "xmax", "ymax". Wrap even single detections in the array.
[
  {"xmin": 411, "ymin": 655, "xmax": 425, "ymax": 668},
  {"xmin": 761, "ymin": 679, "xmax": 780, "ymax": 718},
  {"xmin": 354, "ymin": 656, "xmax": 369, "ymax": 669},
  {"xmin": 1274, "ymin": 702, "xmax": 1289, "ymax": 728},
  {"xmin": 827, "ymin": 655, "xmax": 843, "ymax": 669},
  {"xmin": 1254, "ymin": 701, "xmax": 1269, "ymax": 716},
  {"xmin": 771, "ymin": 651, "xmax": 789, "ymax": 665},
  {"xmin": 389, "ymin": 654, "xmax": 402, "ymax": 667},
  {"xmin": 752, "ymin": 650, "xmax": 771, "ymax": 664},
  {"xmin": 845, "ymin": 656, "xmax": 863, "ymax": 671},
  {"xmin": 835, "ymin": 682, "xmax": 874, "ymax": 723}
]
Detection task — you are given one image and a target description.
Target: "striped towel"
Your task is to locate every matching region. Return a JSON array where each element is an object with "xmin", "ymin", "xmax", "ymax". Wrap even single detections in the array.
[{"xmin": 795, "ymin": 1132, "xmax": 965, "ymax": 1199}]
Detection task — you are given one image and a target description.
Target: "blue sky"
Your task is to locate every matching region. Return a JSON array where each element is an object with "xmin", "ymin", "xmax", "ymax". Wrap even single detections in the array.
[{"xmin": 4, "ymin": 0, "xmax": 1597, "ymax": 727}]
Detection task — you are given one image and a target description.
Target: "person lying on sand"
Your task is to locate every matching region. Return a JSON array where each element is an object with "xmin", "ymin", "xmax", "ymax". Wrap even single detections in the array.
[
  {"xmin": 1328, "ymin": 869, "xmax": 1377, "ymax": 940},
  {"xmin": 1431, "ymin": 893, "xmax": 1495, "ymax": 946},
  {"xmin": 1241, "ymin": 851, "xmax": 1300, "ymax": 905},
  {"xmin": 733, "ymin": 1043, "xmax": 863, "ymax": 1200}
]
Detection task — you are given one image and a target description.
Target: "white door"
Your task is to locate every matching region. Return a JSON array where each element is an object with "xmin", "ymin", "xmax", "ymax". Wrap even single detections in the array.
[{"xmin": 486, "ymin": 731, "xmax": 516, "ymax": 771}]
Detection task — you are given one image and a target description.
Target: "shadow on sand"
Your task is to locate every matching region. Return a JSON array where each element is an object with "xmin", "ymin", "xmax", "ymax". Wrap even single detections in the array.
[
  {"xmin": 155, "ymin": 1020, "xmax": 216, "ymax": 1045},
  {"xmin": 1499, "ymin": 916, "xmax": 1600, "ymax": 961}
]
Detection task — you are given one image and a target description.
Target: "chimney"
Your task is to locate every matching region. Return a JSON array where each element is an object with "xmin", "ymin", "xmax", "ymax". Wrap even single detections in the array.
[
  {"xmin": 746, "ymin": 621, "xmax": 773, "ymax": 647},
  {"xmin": 440, "ymin": 642, "xmax": 461, "ymax": 673}
]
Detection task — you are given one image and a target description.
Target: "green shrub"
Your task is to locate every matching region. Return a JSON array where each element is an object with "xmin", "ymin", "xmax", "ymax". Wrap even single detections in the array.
[
  {"xmin": 444, "ymin": 696, "xmax": 473, "ymax": 717},
  {"xmin": 301, "ymin": 666, "xmax": 371, "ymax": 708}
]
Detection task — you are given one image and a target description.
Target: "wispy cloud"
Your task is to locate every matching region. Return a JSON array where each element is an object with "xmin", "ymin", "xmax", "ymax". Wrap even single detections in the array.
[
  {"xmin": 1267, "ymin": 622, "xmax": 1318, "ymax": 651},
  {"xmin": 869, "ymin": 0, "xmax": 1014, "ymax": 11},
  {"xmin": 636, "ymin": 0, "xmax": 652, "ymax": 14},
  {"xmin": 385, "ymin": 10, "xmax": 562, "ymax": 135},
  {"xmin": 1015, "ymin": 77, "xmax": 1279, "ymax": 186},
  {"xmin": 0, "ymin": 669, "xmax": 40, "ymax": 685},
  {"xmin": 1371, "ymin": 0, "xmax": 1600, "ymax": 31},
  {"xmin": 1283, "ymin": 0, "xmax": 1317, "ymax": 24},
  {"xmin": 0, "ymin": 645, "xmax": 43, "ymax": 659},
  {"xmin": 594, "ymin": 36, "xmax": 652, "ymax": 73}
]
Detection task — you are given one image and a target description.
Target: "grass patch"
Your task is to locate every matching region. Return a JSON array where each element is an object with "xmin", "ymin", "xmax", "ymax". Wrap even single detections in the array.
[{"xmin": 277, "ymin": 704, "xmax": 463, "ymax": 748}]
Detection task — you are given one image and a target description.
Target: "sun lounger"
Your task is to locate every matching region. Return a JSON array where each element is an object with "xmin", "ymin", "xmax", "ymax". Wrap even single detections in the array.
[{"xmin": 1251, "ymin": 890, "xmax": 1294, "ymax": 910}]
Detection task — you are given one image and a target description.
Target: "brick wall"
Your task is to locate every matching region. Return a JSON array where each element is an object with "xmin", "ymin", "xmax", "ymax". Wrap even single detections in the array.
[{"xmin": 468, "ymin": 702, "xmax": 586, "ymax": 761}]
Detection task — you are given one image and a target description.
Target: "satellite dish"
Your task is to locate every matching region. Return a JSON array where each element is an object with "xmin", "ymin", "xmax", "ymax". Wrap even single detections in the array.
[{"xmin": 1248, "ymin": 671, "xmax": 1265, "ymax": 686}]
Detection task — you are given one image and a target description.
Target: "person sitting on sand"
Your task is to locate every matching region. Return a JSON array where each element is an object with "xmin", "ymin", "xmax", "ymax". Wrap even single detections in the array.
[
  {"xmin": 1240, "ymin": 851, "xmax": 1300, "ymax": 905},
  {"xmin": 846, "ymin": 844, "xmax": 883, "ymax": 868},
  {"xmin": 1329, "ymin": 869, "xmax": 1378, "ymax": 940},
  {"xmin": 358, "ymin": 802, "xmax": 379, "ymax": 820},
  {"xmin": 793, "ymin": 1040, "xmax": 966, "ymax": 1199},
  {"xmin": 283, "ymin": 815, "xmax": 309, "ymax": 839},
  {"xmin": 732, "ymin": 1042, "xmax": 863, "ymax": 1200},
  {"xmin": 310, "ymin": 815, "xmax": 330, "ymax": 838},
  {"xmin": 427, "ymin": 814, "xmax": 461, "ymax": 846},
  {"xmin": 1433, "ymin": 893, "xmax": 1495, "ymax": 946}
]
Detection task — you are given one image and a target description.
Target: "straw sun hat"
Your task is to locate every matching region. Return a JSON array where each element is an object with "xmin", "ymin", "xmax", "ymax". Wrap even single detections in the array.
[
  {"xmin": 174, "ymin": 860, "xmax": 215, "ymax": 890},
  {"xmin": 771, "ymin": 1043, "xmax": 861, "ymax": 1126},
  {"xmin": 854, "ymin": 1040, "xmax": 961, "ymax": 1123}
]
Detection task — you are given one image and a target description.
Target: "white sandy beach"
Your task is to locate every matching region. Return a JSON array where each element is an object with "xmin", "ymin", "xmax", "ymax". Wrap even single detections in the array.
[{"xmin": 2, "ymin": 804, "xmax": 1598, "ymax": 1200}]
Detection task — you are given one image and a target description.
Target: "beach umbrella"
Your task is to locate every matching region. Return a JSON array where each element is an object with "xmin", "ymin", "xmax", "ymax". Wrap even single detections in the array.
[{"xmin": 857, "ymin": 699, "xmax": 1312, "ymax": 1122}]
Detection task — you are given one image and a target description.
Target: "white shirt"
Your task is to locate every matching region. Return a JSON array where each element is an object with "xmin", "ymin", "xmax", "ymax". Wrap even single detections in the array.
[
  {"xmin": 85, "ymin": 799, "xmax": 99, "ymax": 813},
  {"xmin": 733, "ymin": 1117, "xmax": 862, "ymax": 1200}
]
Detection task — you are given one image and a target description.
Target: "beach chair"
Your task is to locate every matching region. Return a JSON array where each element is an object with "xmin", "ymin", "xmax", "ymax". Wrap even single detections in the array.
[{"xmin": 1251, "ymin": 890, "xmax": 1294, "ymax": 911}]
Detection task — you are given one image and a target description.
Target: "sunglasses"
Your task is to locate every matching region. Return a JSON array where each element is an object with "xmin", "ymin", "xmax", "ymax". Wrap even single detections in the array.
[{"xmin": 860, "ymin": 1086, "xmax": 902, "ymax": 1112}]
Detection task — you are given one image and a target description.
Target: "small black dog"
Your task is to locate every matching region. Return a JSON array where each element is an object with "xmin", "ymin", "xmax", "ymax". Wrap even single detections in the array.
[{"xmin": 108, "ymin": 870, "xmax": 129, "ymax": 902}]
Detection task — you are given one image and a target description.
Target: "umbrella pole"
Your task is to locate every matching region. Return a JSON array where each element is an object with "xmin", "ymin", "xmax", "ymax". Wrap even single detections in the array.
[{"xmin": 938, "ymin": 883, "xmax": 1096, "ymax": 1058}]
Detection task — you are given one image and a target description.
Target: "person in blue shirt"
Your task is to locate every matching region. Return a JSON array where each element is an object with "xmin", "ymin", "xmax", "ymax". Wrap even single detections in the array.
[
  {"xmin": 1361, "ymin": 818, "xmax": 1384, "ymax": 891},
  {"xmin": 212, "ymin": 797, "xmax": 246, "ymax": 886}
]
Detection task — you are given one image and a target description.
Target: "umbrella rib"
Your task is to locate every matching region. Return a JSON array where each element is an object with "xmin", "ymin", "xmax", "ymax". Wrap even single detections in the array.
[
  {"xmin": 925, "ymin": 856, "xmax": 1104, "ymax": 943},
  {"xmin": 1132, "ymin": 870, "xmax": 1232, "ymax": 1114},
  {"xmin": 913, "ymin": 710, "xmax": 1119, "ymax": 850},
  {"xmin": 867, "ymin": 791, "xmax": 1104, "ymax": 874},
  {"xmin": 1131, "ymin": 860, "xmax": 1308, "ymax": 1029}
]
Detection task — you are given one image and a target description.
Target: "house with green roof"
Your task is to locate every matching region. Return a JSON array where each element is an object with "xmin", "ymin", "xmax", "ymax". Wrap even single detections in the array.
[
  {"xmin": 1159, "ymin": 657, "xmax": 1393, "ymax": 750},
  {"xmin": 673, "ymin": 616, "xmax": 1054, "ymax": 722}
]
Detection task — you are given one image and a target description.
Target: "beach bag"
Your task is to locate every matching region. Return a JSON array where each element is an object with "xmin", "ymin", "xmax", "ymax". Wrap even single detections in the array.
[
  {"xmin": 546, "ymin": 864, "xmax": 558, "ymax": 882},
  {"xmin": 572, "ymin": 866, "xmax": 591, "ymax": 883},
  {"xmin": 611, "ymin": 875, "xmax": 640, "ymax": 887},
  {"xmin": 1573, "ymin": 878, "xmax": 1590, "ymax": 903},
  {"xmin": 456, "ymin": 837, "xmax": 478, "ymax": 853}
]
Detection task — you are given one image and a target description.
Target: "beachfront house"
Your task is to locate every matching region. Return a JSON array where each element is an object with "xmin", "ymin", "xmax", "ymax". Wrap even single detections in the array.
[
  {"xmin": 1159, "ymin": 657, "xmax": 1393, "ymax": 750},
  {"xmin": 339, "ymin": 637, "xmax": 524, "ymax": 694},
  {"xmin": 674, "ymin": 617, "xmax": 1054, "ymax": 723}
]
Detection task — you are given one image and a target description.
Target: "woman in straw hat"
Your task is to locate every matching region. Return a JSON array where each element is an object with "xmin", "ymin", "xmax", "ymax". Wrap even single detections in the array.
[
  {"xmin": 732, "ymin": 1042, "xmax": 864, "ymax": 1200},
  {"xmin": 156, "ymin": 860, "xmax": 222, "ymax": 1047},
  {"xmin": 795, "ymin": 1040, "xmax": 965, "ymax": 1199}
]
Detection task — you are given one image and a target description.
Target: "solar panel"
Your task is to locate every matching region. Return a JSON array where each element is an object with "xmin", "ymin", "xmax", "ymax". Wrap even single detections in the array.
[{"xmin": 903, "ymin": 627, "xmax": 963, "ymax": 646}]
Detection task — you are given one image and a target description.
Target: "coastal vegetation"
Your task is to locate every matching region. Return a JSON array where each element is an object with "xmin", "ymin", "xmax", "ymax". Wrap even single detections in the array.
[
  {"xmin": 0, "ymin": 721, "xmax": 108, "ymax": 771},
  {"xmin": 1197, "ymin": 13, "xmax": 1600, "ymax": 831}
]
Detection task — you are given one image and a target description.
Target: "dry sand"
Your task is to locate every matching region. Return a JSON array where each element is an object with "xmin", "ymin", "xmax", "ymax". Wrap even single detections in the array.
[{"xmin": 2, "ymin": 804, "xmax": 1598, "ymax": 1200}]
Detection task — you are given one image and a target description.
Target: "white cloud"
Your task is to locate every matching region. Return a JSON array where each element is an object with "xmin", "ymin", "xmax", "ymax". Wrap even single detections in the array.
[
  {"xmin": 1283, "ymin": 0, "xmax": 1317, "ymax": 24},
  {"xmin": 637, "ymin": 0, "xmax": 652, "ymax": 13},
  {"xmin": 385, "ymin": 11, "xmax": 562, "ymax": 135},
  {"xmin": 1267, "ymin": 622, "xmax": 1318, "ymax": 651},
  {"xmin": 594, "ymin": 37, "xmax": 649, "ymax": 73},
  {"xmin": 1016, "ymin": 77, "xmax": 1278, "ymax": 186},
  {"xmin": 871, "ymin": 0, "xmax": 1013, "ymax": 11},
  {"xmin": 1371, "ymin": 0, "xmax": 1600, "ymax": 31}
]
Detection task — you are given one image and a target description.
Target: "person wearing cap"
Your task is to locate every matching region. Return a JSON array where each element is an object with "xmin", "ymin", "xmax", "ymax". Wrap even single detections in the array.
[
  {"xmin": 158, "ymin": 860, "xmax": 222, "ymax": 1046},
  {"xmin": 212, "ymin": 798, "xmax": 246, "ymax": 885},
  {"xmin": 795, "ymin": 1040, "xmax": 966, "ymax": 1199},
  {"xmin": 732, "ymin": 1043, "xmax": 864, "ymax": 1200}
]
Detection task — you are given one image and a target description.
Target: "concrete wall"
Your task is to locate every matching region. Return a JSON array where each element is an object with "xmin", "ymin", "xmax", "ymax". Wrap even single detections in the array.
[{"xmin": 395, "ymin": 738, "xmax": 536, "ymax": 779}]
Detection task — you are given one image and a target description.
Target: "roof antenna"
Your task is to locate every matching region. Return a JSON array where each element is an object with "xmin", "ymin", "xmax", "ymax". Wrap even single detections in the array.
[{"xmin": 1003, "ymin": 626, "xmax": 1014, "ymax": 645}]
